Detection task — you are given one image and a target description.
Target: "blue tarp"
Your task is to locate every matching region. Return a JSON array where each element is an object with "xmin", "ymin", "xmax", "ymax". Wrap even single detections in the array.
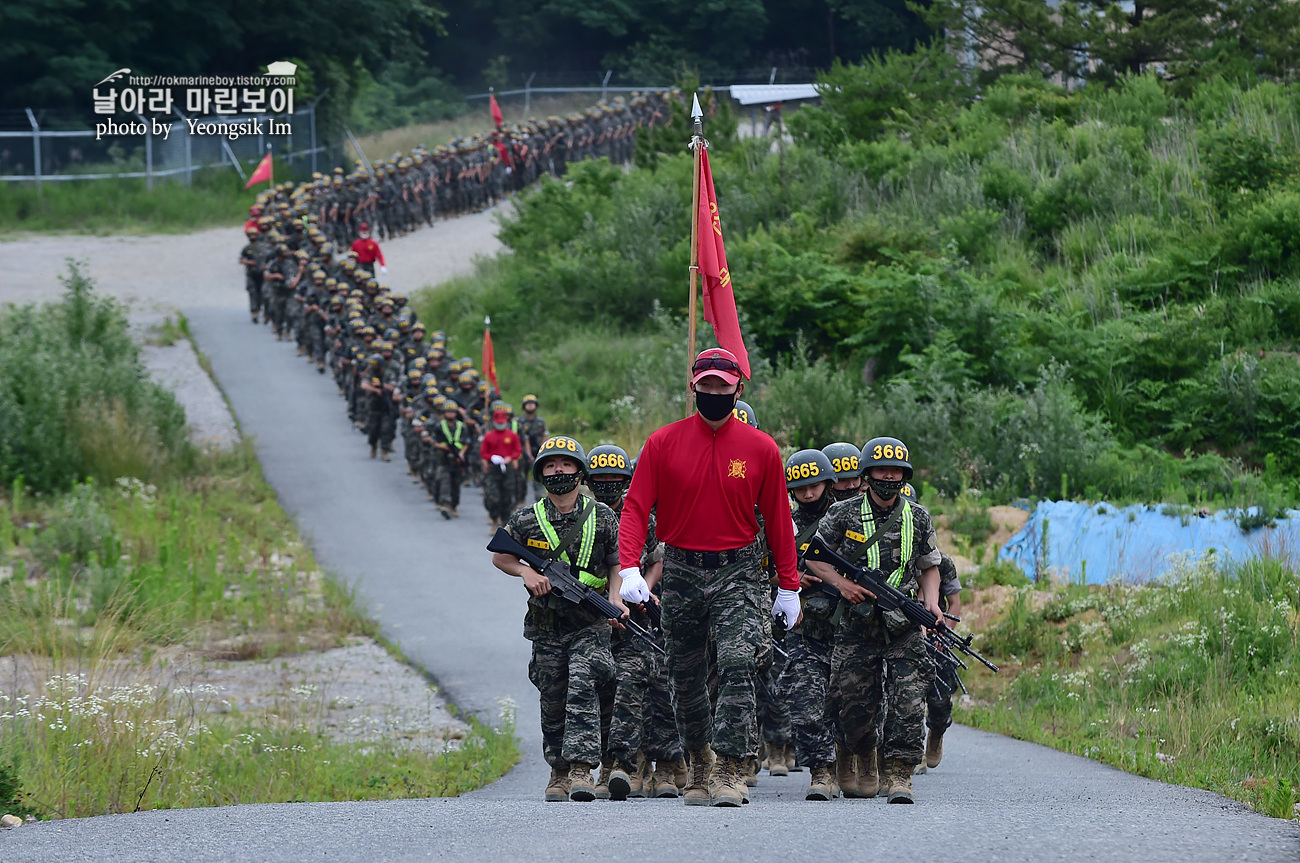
[{"xmin": 999, "ymin": 501, "xmax": 1300, "ymax": 583}]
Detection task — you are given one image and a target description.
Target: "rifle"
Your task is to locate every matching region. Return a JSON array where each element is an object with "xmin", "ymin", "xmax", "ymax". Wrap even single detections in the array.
[
  {"xmin": 804, "ymin": 536, "xmax": 998, "ymax": 673},
  {"xmin": 487, "ymin": 527, "xmax": 665, "ymax": 655}
]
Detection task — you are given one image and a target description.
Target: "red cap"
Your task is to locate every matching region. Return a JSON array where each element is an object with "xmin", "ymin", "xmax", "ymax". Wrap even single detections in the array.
[
  {"xmin": 358, "ymin": 221, "xmax": 369, "ymax": 231},
  {"xmin": 690, "ymin": 347, "xmax": 743, "ymax": 387}
]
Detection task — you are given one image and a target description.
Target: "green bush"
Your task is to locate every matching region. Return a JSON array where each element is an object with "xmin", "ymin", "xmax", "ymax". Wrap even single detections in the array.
[{"xmin": 0, "ymin": 263, "xmax": 190, "ymax": 492}]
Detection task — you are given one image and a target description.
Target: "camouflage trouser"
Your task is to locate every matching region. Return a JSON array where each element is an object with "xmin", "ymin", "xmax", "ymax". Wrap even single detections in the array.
[
  {"xmin": 780, "ymin": 627, "xmax": 836, "ymax": 767},
  {"xmin": 529, "ymin": 624, "xmax": 616, "ymax": 767},
  {"xmin": 432, "ymin": 453, "xmax": 462, "ymax": 507},
  {"xmin": 645, "ymin": 648, "xmax": 683, "ymax": 763},
  {"xmin": 661, "ymin": 544, "xmax": 765, "ymax": 760},
  {"xmin": 605, "ymin": 631, "xmax": 657, "ymax": 763},
  {"xmin": 926, "ymin": 661, "xmax": 959, "ymax": 733},
  {"xmin": 832, "ymin": 622, "xmax": 933, "ymax": 765},
  {"xmin": 366, "ymin": 395, "xmax": 396, "ymax": 450},
  {"xmin": 245, "ymin": 273, "xmax": 262, "ymax": 314},
  {"xmin": 758, "ymin": 618, "xmax": 791, "ymax": 747},
  {"xmin": 482, "ymin": 464, "xmax": 516, "ymax": 522}
]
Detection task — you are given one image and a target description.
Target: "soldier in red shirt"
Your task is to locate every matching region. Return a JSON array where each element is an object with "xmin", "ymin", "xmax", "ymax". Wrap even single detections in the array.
[
  {"xmin": 480, "ymin": 406, "xmax": 522, "ymax": 529},
  {"xmin": 350, "ymin": 222, "xmax": 387, "ymax": 275},
  {"xmin": 616, "ymin": 347, "xmax": 799, "ymax": 808}
]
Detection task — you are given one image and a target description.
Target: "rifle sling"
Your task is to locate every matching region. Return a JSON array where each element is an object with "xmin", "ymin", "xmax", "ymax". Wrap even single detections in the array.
[{"xmin": 830, "ymin": 500, "xmax": 905, "ymax": 628}]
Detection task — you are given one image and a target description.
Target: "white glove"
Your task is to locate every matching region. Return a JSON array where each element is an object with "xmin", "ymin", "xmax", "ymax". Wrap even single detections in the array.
[
  {"xmin": 490, "ymin": 454, "xmax": 506, "ymax": 466},
  {"xmin": 772, "ymin": 588, "xmax": 801, "ymax": 630},
  {"xmin": 379, "ymin": 265, "xmax": 387, "ymax": 274},
  {"xmin": 618, "ymin": 567, "xmax": 650, "ymax": 603}
]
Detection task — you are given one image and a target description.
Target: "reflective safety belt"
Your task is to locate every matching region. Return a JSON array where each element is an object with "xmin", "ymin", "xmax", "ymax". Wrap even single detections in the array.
[
  {"xmin": 533, "ymin": 499, "xmax": 604, "ymax": 589},
  {"xmin": 440, "ymin": 420, "xmax": 462, "ymax": 447},
  {"xmin": 860, "ymin": 496, "xmax": 914, "ymax": 588}
]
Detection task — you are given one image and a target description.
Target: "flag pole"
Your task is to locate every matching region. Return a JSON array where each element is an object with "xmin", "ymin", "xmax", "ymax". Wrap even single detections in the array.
[{"xmin": 686, "ymin": 94, "xmax": 704, "ymax": 417}]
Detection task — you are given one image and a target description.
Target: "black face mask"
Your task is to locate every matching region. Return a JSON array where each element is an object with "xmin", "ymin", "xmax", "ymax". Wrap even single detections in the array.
[
  {"xmin": 796, "ymin": 492, "xmax": 831, "ymax": 519},
  {"xmin": 695, "ymin": 390, "xmax": 737, "ymax": 422},
  {"xmin": 591, "ymin": 480, "xmax": 628, "ymax": 507},
  {"xmin": 831, "ymin": 485, "xmax": 862, "ymax": 503},
  {"xmin": 867, "ymin": 476, "xmax": 906, "ymax": 501},
  {"xmin": 541, "ymin": 473, "xmax": 582, "ymax": 496}
]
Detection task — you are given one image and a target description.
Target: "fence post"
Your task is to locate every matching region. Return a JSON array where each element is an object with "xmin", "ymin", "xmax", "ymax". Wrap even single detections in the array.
[
  {"xmin": 524, "ymin": 72, "xmax": 536, "ymax": 117},
  {"xmin": 24, "ymin": 108, "xmax": 41, "ymax": 193},
  {"xmin": 174, "ymin": 106, "xmax": 193, "ymax": 186},
  {"xmin": 601, "ymin": 70, "xmax": 612, "ymax": 103},
  {"xmin": 138, "ymin": 113, "xmax": 153, "ymax": 190}
]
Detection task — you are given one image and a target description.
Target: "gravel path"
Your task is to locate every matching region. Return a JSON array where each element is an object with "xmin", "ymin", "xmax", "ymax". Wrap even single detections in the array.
[{"xmin": 2, "ymin": 209, "xmax": 1299, "ymax": 862}]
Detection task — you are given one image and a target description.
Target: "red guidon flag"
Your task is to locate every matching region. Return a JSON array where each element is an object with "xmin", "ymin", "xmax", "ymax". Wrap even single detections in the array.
[
  {"xmin": 696, "ymin": 147, "xmax": 751, "ymax": 378},
  {"xmin": 490, "ymin": 92, "xmax": 504, "ymax": 128},
  {"xmin": 244, "ymin": 152, "xmax": 272, "ymax": 189},
  {"xmin": 483, "ymin": 318, "xmax": 499, "ymax": 392}
]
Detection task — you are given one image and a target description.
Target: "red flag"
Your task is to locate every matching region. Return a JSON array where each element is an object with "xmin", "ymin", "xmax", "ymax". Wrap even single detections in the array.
[
  {"xmin": 483, "ymin": 321, "xmax": 499, "ymax": 392},
  {"xmin": 489, "ymin": 93, "xmax": 504, "ymax": 128},
  {"xmin": 492, "ymin": 139, "xmax": 512, "ymax": 168},
  {"xmin": 695, "ymin": 148, "xmax": 751, "ymax": 378},
  {"xmin": 244, "ymin": 152, "xmax": 272, "ymax": 189}
]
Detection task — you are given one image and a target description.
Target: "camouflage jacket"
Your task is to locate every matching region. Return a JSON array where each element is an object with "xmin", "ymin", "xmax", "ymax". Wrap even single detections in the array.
[{"xmin": 505, "ymin": 496, "xmax": 620, "ymax": 639}]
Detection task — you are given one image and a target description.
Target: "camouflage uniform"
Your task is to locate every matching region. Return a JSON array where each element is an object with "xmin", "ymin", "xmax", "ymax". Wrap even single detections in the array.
[
  {"xmin": 517, "ymin": 411, "xmax": 548, "ymax": 497},
  {"xmin": 483, "ymin": 462, "xmax": 518, "ymax": 524},
  {"xmin": 505, "ymin": 498, "xmax": 620, "ymax": 768},
  {"xmin": 779, "ymin": 503, "xmax": 839, "ymax": 768},
  {"xmin": 661, "ymin": 540, "xmax": 766, "ymax": 760},
  {"xmin": 925, "ymin": 554, "xmax": 962, "ymax": 734},
  {"xmin": 817, "ymin": 495, "xmax": 940, "ymax": 766}
]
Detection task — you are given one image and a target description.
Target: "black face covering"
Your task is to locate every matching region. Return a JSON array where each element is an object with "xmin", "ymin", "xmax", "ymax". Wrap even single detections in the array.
[
  {"xmin": 867, "ymin": 476, "xmax": 906, "ymax": 501},
  {"xmin": 830, "ymin": 485, "xmax": 862, "ymax": 503},
  {"xmin": 541, "ymin": 472, "xmax": 582, "ymax": 496},
  {"xmin": 796, "ymin": 491, "xmax": 831, "ymax": 519},
  {"xmin": 695, "ymin": 389, "xmax": 737, "ymax": 422},
  {"xmin": 591, "ymin": 480, "xmax": 628, "ymax": 507}
]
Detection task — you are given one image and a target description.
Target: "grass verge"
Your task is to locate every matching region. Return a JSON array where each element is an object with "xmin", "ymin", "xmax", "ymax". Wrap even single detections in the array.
[
  {"xmin": 955, "ymin": 554, "xmax": 1300, "ymax": 821},
  {"xmin": 0, "ymin": 447, "xmax": 517, "ymax": 820}
]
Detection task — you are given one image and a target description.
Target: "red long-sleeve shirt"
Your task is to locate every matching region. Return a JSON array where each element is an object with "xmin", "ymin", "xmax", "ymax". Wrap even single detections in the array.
[
  {"xmin": 480, "ymin": 428, "xmax": 522, "ymax": 461},
  {"xmin": 350, "ymin": 237, "xmax": 385, "ymax": 266},
  {"xmin": 618, "ymin": 412, "xmax": 798, "ymax": 590}
]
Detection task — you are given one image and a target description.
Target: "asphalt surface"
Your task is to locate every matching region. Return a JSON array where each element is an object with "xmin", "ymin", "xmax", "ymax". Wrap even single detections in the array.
[{"xmin": 4, "ymin": 247, "xmax": 1300, "ymax": 862}]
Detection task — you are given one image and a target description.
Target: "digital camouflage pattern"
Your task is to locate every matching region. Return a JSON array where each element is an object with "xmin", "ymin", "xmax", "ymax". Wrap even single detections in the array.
[
  {"xmin": 529, "ymin": 626, "xmax": 617, "ymax": 767},
  {"xmin": 483, "ymin": 463, "xmax": 518, "ymax": 523},
  {"xmin": 503, "ymin": 496, "xmax": 620, "ymax": 639},
  {"xmin": 780, "ymin": 502, "xmax": 838, "ymax": 767},
  {"xmin": 660, "ymin": 543, "xmax": 766, "ymax": 760},
  {"xmin": 818, "ymin": 494, "xmax": 941, "ymax": 766}
]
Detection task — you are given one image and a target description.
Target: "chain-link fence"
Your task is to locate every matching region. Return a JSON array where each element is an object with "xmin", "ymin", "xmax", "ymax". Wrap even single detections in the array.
[{"xmin": 0, "ymin": 101, "xmax": 340, "ymax": 186}]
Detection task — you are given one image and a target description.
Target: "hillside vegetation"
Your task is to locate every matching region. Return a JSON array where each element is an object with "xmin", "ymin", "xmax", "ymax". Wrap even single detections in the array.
[{"xmin": 418, "ymin": 66, "xmax": 1300, "ymax": 507}]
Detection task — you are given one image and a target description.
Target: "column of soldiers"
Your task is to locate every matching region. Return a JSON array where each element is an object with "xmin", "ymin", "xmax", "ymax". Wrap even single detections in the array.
[{"xmin": 493, "ymin": 401, "xmax": 976, "ymax": 805}]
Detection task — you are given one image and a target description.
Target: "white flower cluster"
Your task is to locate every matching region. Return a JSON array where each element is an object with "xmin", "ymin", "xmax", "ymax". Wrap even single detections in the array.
[{"xmin": 115, "ymin": 476, "xmax": 158, "ymax": 507}]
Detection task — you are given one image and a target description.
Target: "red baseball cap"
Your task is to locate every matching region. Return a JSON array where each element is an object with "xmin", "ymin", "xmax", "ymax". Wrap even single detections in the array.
[
  {"xmin": 358, "ymin": 221, "xmax": 369, "ymax": 231},
  {"xmin": 690, "ymin": 347, "xmax": 744, "ymax": 387}
]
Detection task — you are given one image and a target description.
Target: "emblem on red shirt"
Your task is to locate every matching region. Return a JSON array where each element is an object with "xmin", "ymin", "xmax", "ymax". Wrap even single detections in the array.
[{"xmin": 727, "ymin": 459, "xmax": 746, "ymax": 479}]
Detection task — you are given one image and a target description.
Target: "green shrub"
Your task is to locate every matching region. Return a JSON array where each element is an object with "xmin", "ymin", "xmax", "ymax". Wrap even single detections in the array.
[{"xmin": 0, "ymin": 263, "xmax": 189, "ymax": 492}]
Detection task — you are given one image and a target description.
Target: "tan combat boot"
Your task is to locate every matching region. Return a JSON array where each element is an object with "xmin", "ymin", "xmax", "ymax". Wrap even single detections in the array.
[
  {"xmin": 805, "ymin": 765, "xmax": 835, "ymax": 801},
  {"xmin": 630, "ymin": 753, "xmax": 649, "ymax": 798},
  {"xmin": 594, "ymin": 756, "xmax": 613, "ymax": 800},
  {"xmin": 650, "ymin": 761, "xmax": 679, "ymax": 798},
  {"xmin": 741, "ymin": 755, "xmax": 759, "ymax": 788},
  {"xmin": 876, "ymin": 749, "xmax": 890, "ymax": 797},
  {"xmin": 768, "ymin": 744, "xmax": 789, "ymax": 777},
  {"xmin": 544, "ymin": 765, "xmax": 570, "ymax": 802},
  {"xmin": 683, "ymin": 747, "xmax": 714, "ymax": 806},
  {"xmin": 884, "ymin": 758, "xmax": 915, "ymax": 804},
  {"xmin": 925, "ymin": 728, "xmax": 944, "ymax": 769},
  {"xmin": 568, "ymin": 762, "xmax": 596, "ymax": 802},
  {"xmin": 785, "ymin": 742, "xmax": 801, "ymax": 773},
  {"xmin": 381, "ymin": 448, "xmax": 391, "ymax": 462},
  {"xmin": 672, "ymin": 757, "xmax": 689, "ymax": 791},
  {"xmin": 857, "ymin": 750, "xmax": 880, "ymax": 798},
  {"xmin": 708, "ymin": 755, "xmax": 745, "ymax": 807},
  {"xmin": 608, "ymin": 758, "xmax": 636, "ymax": 801},
  {"xmin": 369, "ymin": 443, "xmax": 378, "ymax": 459},
  {"xmin": 836, "ymin": 745, "xmax": 860, "ymax": 797}
]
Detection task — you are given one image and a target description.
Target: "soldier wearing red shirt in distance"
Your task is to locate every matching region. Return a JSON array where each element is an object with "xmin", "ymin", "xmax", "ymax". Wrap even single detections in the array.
[
  {"xmin": 350, "ymin": 222, "xmax": 387, "ymax": 275},
  {"xmin": 616, "ymin": 347, "xmax": 800, "ymax": 808},
  {"xmin": 480, "ymin": 405, "xmax": 522, "ymax": 529}
]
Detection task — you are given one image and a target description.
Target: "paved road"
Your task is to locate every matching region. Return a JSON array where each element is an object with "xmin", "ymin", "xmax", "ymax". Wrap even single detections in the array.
[{"xmin": 4, "ymin": 228, "xmax": 1300, "ymax": 862}]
